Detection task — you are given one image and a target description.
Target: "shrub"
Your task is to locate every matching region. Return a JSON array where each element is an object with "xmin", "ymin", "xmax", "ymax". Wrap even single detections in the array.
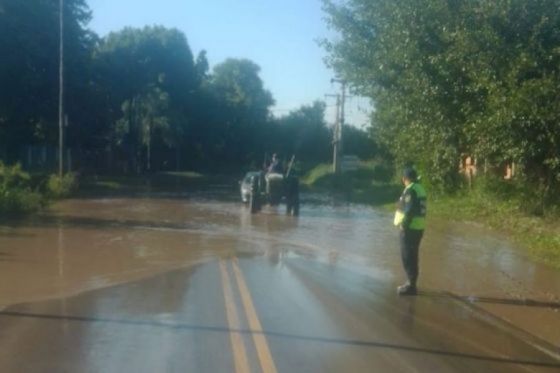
[
  {"xmin": 0, "ymin": 162, "xmax": 30, "ymax": 189},
  {"xmin": 46, "ymin": 173, "xmax": 78, "ymax": 198},
  {"xmin": 371, "ymin": 163, "xmax": 393, "ymax": 183},
  {"xmin": 0, "ymin": 162, "xmax": 43, "ymax": 215},
  {"xmin": 0, "ymin": 188, "xmax": 43, "ymax": 215}
]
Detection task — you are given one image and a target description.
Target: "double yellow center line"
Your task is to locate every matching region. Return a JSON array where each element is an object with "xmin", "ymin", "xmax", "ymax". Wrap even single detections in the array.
[{"xmin": 219, "ymin": 258, "xmax": 278, "ymax": 373}]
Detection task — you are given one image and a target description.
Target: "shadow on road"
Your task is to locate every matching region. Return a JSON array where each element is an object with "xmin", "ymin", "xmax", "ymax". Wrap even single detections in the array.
[
  {"xmin": 418, "ymin": 290, "xmax": 560, "ymax": 310},
  {"xmin": 0, "ymin": 310, "xmax": 558, "ymax": 369}
]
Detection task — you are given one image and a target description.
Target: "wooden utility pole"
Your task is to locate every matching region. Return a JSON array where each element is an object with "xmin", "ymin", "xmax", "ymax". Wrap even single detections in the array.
[
  {"xmin": 58, "ymin": 0, "xmax": 64, "ymax": 176},
  {"xmin": 325, "ymin": 93, "xmax": 340, "ymax": 173},
  {"xmin": 333, "ymin": 94, "xmax": 341, "ymax": 174},
  {"xmin": 331, "ymin": 79, "xmax": 347, "ymax": 174}
]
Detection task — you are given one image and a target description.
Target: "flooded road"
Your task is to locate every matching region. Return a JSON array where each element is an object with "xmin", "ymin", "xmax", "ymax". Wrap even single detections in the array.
[{"xmin": 0, "ymin": 189, "xmax": 559, "ymax": 372}]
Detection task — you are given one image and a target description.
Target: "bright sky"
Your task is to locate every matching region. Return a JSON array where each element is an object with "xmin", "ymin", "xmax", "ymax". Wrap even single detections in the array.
[{"xmin": 87, "ymin": 0, "xmax": 371, "ymax": 127}]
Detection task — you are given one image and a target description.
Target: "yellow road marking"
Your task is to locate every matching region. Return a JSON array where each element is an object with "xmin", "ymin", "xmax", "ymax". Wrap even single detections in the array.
[
  {"xmin": 232, "ymin": 258, "xmax": 278, "ymax": 373},
  {"xmin": 219, "ymin": 260, "xmax": 251, "ymax": 373}
]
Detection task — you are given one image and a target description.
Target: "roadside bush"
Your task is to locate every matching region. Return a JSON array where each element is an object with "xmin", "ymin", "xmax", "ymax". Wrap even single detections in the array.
[
  {"xmin": 0, "ymin": 162, "xmax": 43, "ymax": 215},
  {"xmin": 465, "ymin": 175, "xmax": 560, "ymax": 218},
  {"xmin": 371, "ymin": 163, "xmax": 393, "ymax": 183},
  {"xmin": 302, "ymin": 162, "xmax": 401, "ymax": 205},
  {"xmin": 46, "ymin": 173, "xmax": 78, "ymax": 198},
  {"xmin": 0, "ymin": 162, "xmax": 30, "ymax": 189},
  {"xmin": 0, "ymin": 188, "xmax": 43, "ymax": 215}
]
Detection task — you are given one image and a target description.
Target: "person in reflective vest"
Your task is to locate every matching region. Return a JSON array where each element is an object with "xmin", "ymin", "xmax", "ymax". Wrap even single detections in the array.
[{"xmin": 394, "ymin": 167, "xmax": 427, "ymax": 295}]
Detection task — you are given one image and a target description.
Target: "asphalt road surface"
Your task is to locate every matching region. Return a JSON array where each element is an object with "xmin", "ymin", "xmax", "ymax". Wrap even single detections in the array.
[{"xmin": 0, "ymin": 190, "xmax": 559, "ymax": 372}]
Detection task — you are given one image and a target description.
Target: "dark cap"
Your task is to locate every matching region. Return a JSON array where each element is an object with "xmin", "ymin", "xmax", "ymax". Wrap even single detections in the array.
[{"xmin": 402, "ymin": 167, "xmax": 418, "ymax": 182}]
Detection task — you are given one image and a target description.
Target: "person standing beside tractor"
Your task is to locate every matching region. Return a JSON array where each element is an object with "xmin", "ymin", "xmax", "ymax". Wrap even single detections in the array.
[{"xmin": 394, "ymin": 167, "xmax": 427, "ymax": 296}]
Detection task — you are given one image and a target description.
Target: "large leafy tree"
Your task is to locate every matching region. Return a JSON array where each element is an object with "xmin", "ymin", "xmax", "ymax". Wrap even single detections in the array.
[
  {"xmin": 0, "ymin": 0, "xmax": 95, "ymax": 160},
  {"xmin": 463, "ymin": 1, "xmax": 560, "ymax": 189},
  {"xmin": 272, "ymin": 101, "xmax": 331, "ymax": 163},
  {"xmin": 207, "ymin": 59, "xmax": 274, "ymax": 165},
  {"xmin": 95, "ymin": 26, "xmax": 198, "ymax": 171},
  {"xmin": 322, "ymin": 0, "xmax": 473, "ymax": 188},
  {"xmin": 342, "ymin": 125, "xmax": 377, "ymax": 160},
  {"xmin": 115, "ymin": 86, "xmax": 170, "ymax": 172},
  {"xmin": 323, "ymin": 0, "xmax": 560, "ymax": 193},
  {"xmin": 1, "ymin": 4, "xmax": 335, "ymax": 175}
]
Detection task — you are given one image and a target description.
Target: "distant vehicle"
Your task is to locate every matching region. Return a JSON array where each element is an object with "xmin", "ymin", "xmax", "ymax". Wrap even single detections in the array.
[{"xmin": 239, "ymin": 170, "xmax": 300, "ymax": 216}]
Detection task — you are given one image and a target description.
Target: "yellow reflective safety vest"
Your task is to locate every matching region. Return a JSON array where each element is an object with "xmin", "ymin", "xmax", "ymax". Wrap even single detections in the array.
[
  {"xmin": 394, "ymin": 182, "xmax": 427, "ymax": 230},
  {"xmin": 393, "ymin": 210, "xmax": 405, "ymax": 226}
]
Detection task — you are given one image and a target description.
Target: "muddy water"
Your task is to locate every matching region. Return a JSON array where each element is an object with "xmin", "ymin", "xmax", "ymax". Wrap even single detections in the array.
[
  {"xmin": 0, "ymin": 197, "xmax": 234, "ymax": 307},
  {"xmin": 0, "ymin": 190, "xmax": 559, "ymax": 353}
]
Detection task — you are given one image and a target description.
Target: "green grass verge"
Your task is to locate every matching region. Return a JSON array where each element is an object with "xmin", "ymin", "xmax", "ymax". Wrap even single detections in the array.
[
  {"xmin": 431, "ymin": 193, "xmax": 560, "ymax": 269},
  {"xmin": 162, "ymin": 171, "xmax": 204, "ymax": 179},
  {"xmin": 0, "ymin": 188, "xmax": 44, "ymax": 216},
  {"xmin": 302, "ymin": 162, "xmax": 401, "ymax": 206}
]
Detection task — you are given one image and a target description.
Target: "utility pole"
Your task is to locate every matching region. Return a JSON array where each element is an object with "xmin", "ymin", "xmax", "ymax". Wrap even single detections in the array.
[
  {"xmin": 58, "ymin": 0, "xmax": 64, "ymax": 177},
  {"xmin": 325, "ymin": 93, "xmax": 340, "ymax": 173},
  {"xmin": 333, "ymin": 94, "xmax": 341, "ymax": 174},
  {"xmin": 331, "ymin": 79, "xmax": 347, "ymax": 174}
]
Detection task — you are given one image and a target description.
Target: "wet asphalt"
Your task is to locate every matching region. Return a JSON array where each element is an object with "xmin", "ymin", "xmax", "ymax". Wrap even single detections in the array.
[{"xmin": 0, "ymin": 189, "xmax": 559, "ymax": 372}]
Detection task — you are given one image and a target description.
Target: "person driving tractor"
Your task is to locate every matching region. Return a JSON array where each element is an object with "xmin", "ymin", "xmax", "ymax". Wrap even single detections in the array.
[{"xmin": 267, "ymin": 153, "xmax": 284, "ymax": 174}]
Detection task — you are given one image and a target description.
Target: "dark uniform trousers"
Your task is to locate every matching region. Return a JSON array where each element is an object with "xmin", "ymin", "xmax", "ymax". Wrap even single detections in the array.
[{"xmin": 399, "ymin": 228, "xmax": 424, "ymax": 287}]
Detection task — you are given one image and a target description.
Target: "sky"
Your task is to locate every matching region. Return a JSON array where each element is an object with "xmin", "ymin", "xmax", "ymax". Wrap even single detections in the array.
[{"xmin": 87, "ymin": 0, "xmax": 371, "ymax": 128}]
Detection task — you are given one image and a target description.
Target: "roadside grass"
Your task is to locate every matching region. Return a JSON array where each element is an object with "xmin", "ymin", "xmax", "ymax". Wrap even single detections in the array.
[
  {"xmin": 163, "ymin": 171, "xmax": 204, "ymax": 179},
  {"xmin": 302, "ymin": 162, "xmax": 401, "ymax": 206},
  {"xmin": 302, "ymin": 163, "xmax": 333, "ymax": 186},
  {"xmin": 91, "ymin": 180, "xmax": 123, "ymax": 190},
  {"xmin": 431, "ymin": 190, "xmax": 560, "ymax": 270}
]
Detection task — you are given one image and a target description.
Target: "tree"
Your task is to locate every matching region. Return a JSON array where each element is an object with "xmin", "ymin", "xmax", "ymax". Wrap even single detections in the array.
[
  {"xmin": 195, "ymin": 50, "xmax": 210, "ymax": 83},
  {"xmin": 272, "ymin": 101, "xmax": 331, "ymax": 163},
  {"xmin": 95, "ymin": 26, "xmax": 198, "ymax": 171},
  {"xmin": 323, "ymin": 0, "xmax": 560, "ymax": 193},
  {"xmin": 116, "ymin": 87, "xmax": 170, "ymax": 172},
  {"xmin": 342, "ymin": 125, "xmax": 377, "ymax": 160},
  {"xmin": 0, "ymin": 0, "xmax": 94, "ymax": 161},
  {"xmin": 207, "ymin": 59, "xmax": 274, "ymax": 165}
]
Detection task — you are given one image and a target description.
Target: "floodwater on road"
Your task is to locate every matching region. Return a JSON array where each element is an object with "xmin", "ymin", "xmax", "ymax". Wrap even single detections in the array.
[{"xmin": 0, "ymin": 189, "xmax": 559, "ymax": 372}]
